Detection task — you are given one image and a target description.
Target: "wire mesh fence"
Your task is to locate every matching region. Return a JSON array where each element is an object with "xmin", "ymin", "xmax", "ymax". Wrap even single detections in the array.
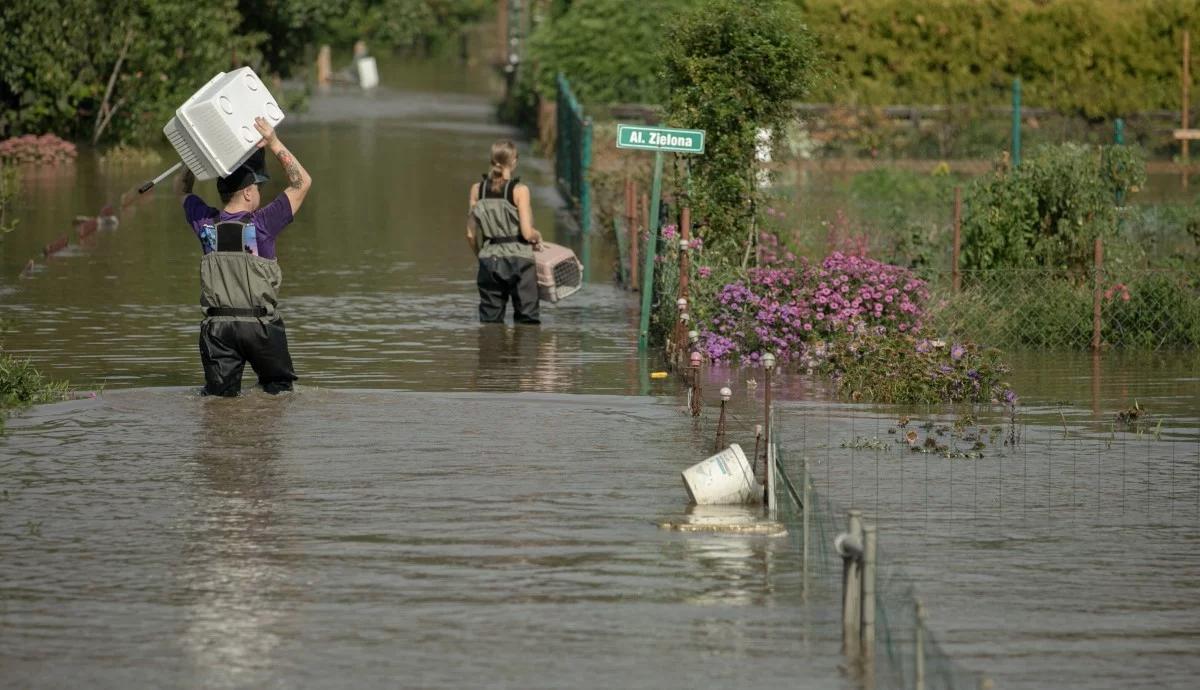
[
  {"xmin": 555, "ymin": 73, "xmax": 593, "ymax": 234},
  {"xmin": 928, "ymin": 267, "xmax": 1200, "ymax": 350},
  {"xmin": 769, "ymin": 398, "xmax": 1200, "ymax": 689}
]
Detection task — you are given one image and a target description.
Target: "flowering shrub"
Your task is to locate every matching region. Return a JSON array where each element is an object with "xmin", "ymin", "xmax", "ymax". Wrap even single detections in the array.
[
  {"xmin": 0, "ymin": 135, "xmax": 77, "ymax": 166},
  {"xmin": 697, "ymin": 246, "xmax": 929, "ymax": 362},
  {"xmin": 817, "ymin": 335, "xmax": 1015, "ymax": 405}
]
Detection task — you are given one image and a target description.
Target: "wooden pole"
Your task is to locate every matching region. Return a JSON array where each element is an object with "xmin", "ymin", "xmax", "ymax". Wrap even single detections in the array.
[
  {"xmin": 952, "ymin": 186, "xmax": 962, "ymax": 293},
  {"xmin": 862, "ymin": 525, "xmax": 877, "ymax": 654},
  {"xmin": 1184, "ymin": 30, "xmax": 1191, "ymax": 190},
  {"xmin": 842, "ymin": 510, "xmax": 863, "ymax": 657},
  {"xmin": 679, "ymin": 207, "xmax": 691, "ymax": 302},
  {"xmin": 1092, "ymin": 238, "xmax": 1103, "ymax": 352},
  {"xmin": 915, "ymin": 599, "xmax": 926, "ymax": 690}
]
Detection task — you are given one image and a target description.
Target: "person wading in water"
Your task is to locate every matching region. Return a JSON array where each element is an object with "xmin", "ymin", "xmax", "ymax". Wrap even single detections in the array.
[
  {"xmin": 175, "ymin": 116, "xmax": 313, "ymax": 396},
  {"xmin": 466, "ymin": 140, "xmax": 543, "ymax": 324}
]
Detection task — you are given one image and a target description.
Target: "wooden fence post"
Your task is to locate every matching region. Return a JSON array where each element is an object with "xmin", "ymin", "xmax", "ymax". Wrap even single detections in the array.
[
  {"xmin": 952, "ymin": 186, "xmax": 962, "ymax": 293},
  {"xmin": 1092, "ymin": 238, "xmax": 1103, "ymax": 352}
]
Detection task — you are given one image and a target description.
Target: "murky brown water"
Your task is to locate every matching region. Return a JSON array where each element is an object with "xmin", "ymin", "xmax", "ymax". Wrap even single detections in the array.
[{"xmin": 3, "ymin": 49, "xmax": 1200, "ymax": 690}]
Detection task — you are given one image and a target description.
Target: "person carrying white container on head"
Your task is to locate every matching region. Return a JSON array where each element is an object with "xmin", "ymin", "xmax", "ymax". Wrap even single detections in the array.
[
  {"xmin": 466, "ymin": 140, "xmax": 543, "ymax": 324},
  {"xmin": 174, "ymin": 116, "xmax": 313, "ymax": 396}
]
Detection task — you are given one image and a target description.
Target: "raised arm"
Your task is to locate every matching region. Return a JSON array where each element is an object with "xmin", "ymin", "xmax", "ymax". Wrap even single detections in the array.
[
  {"xmin": 513, "ymin": 184, "xmax": 542, "ymax": 247},
  {"xmin": 174, "ymin": 167, "xmax": 196, "ymax": 204},
  {"xmin": 254, "ymin": 117, "xmax": 312, "ymax": 213},
  {"xmin": 466, "ymin": 183, "xmax": 480, "ymax": 256}
]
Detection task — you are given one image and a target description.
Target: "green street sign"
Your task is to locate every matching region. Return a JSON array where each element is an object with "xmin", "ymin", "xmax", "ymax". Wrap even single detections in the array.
[{"xmin": 616, "ymin": 124, "xmax": 705, "ymax": 154}]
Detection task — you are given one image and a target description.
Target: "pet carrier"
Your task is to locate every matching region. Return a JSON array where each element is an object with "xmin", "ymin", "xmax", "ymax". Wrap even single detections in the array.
[{"xmin": 535, "ymin": 242, "xmax": 584, "ymax": 303}]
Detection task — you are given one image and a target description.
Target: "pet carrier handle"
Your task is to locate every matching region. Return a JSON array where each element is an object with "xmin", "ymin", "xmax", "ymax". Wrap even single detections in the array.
[{"xmin": 137, "ymin": 161, "xmax": 184, "ymax": 194}]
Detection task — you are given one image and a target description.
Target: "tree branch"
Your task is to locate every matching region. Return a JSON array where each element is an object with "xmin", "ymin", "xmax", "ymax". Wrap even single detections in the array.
[{"xmin": 93, "ymin": 27, "xmax": 134, "ymax": 145}]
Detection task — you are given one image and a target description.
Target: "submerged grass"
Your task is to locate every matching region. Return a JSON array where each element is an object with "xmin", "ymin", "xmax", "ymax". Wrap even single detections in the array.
[{"xmin": 1, "ymin": 323, "xmax": 72, "ymax": 433}]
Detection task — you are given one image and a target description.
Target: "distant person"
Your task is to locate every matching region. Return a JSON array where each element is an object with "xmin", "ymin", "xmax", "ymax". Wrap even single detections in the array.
[
  {"xmin": 174, "ymin": 117, "xmax": 313, "ymax": 396},
  {"xmin": 466, "ymin": 140, "xmax": 542, "ymax": 324}
]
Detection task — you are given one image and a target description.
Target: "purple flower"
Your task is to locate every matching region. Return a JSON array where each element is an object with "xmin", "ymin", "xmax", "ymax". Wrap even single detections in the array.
[
  {"xmin": 698, "ymin": 266, "xmax": 712, "ymax": 279},
  {"xmin": 951, "ymin": 344, "xmax": 965, "ymax": 361}
]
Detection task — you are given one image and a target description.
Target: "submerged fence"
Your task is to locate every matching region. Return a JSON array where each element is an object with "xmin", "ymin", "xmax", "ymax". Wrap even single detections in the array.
[
  {"xmin": 768, "ymin": 398, "xmax": 1200, "ymax": 689},
  {"xmin": 555, "ymin": 73, "xmax": 592, "ymax": 235}
]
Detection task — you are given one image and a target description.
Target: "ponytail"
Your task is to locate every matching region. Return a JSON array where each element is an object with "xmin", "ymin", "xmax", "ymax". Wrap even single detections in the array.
[{"xmin": 489, "ymin": 140, "xmax": 517, "ymax": 194}]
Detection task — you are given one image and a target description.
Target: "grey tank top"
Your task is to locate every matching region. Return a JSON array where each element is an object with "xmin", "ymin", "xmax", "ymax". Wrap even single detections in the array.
[{"xmin": 473, "ymin": 176, "xmax": 532, "ymax": 260}]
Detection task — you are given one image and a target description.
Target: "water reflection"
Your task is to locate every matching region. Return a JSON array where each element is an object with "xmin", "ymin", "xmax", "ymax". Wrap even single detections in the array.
[
  {"xmin": 178, "ymin": 393, "xmax": 295, "ymax": 687},
  {"xmin": 471, "ymin": 324, "xmax": 569, "ymax": 392}
]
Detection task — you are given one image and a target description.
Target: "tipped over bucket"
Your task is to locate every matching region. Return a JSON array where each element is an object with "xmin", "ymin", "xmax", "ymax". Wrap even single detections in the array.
[{"xmin": 681, "ymin": 444, "xmax": 759, "ymax": 505}]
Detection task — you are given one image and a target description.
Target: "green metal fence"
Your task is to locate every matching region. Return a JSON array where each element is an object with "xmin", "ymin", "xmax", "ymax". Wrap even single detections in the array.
[{"xmin": 555, "ymin": 73, "xmax": 592, "ymax": 235}]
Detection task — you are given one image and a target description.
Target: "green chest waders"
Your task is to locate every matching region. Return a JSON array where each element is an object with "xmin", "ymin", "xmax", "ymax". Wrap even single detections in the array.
[
  {"xmin": 472, "ymin": 176, "xmax": 540, "ymax": 324},
  {"xmin": 197, "ymin": 219, "xmax": 297, "ymax": 396}
]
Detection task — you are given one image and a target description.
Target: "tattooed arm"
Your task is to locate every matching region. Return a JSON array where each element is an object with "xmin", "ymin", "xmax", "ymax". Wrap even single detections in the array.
[{"xmin": 253, "ymin": 116, "xmax": 312, "ymax": 213}]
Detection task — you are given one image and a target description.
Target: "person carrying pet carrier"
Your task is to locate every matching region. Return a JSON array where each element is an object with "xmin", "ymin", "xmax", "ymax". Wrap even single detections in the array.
[
  {"xmin": 466, "ymin": 140, "xmax": 543, "ymax": 324},
  {"xmin": 175, "ymin": 117, "xmax": 313, "ymax": 396}
]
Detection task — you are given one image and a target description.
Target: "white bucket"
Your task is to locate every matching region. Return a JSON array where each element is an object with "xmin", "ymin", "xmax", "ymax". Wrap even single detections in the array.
[
  {"xmin": 357, "ymin": 57, "xmax": 379, "ymax": 89},
  {"xmin": 681, "ymin": 444, "xmax": 759, "ymax": 505}
]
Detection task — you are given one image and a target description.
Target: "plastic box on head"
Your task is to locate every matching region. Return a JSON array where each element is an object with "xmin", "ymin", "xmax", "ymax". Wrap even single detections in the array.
[
  {"xmin": 535, "ymin": 242, "xmax": 584, "ymax": 303},
  {"xmin": 163, "ymin": 67, "xmax": 285, "ymax": 181}
]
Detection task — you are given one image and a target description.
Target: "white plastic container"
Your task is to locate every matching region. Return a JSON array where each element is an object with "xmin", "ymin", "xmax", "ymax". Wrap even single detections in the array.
[
  {"xmin": 163, "ymin": 67, "xmax": 285, "ymax": 181},
  {"xmin": 681, "ymin": 444, "xmax": 760, "ymax": 505},
  {"xmin": 536, "ymin": 242, "xmax": 584, "ymax": 303},
  {"xmin": 356, "ymin": 56, "xmax": 379, "ymax": 89}
]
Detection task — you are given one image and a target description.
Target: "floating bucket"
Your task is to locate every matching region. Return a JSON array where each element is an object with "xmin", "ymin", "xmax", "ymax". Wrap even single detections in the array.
[{"xmin": 681, "ymin": 444, "xmax": 759, "ymax": 505}]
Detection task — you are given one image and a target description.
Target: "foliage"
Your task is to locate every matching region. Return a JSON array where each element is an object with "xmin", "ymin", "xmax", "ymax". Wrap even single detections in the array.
[
  {"xmin": 793, "ymin": 0, "xmax": 1200, "ymax": 118},
  {"xmin": 0, "ymin": 135, "xmax": 78, "ymax": 165},
  {"xmin": 0, "ymin": 0, "xmax": 258, "ymax": 144},
  {"xmin": 695, "ymin": 246, "xmax": 929, "ymax": 362},
  {"xmin": 818, "ymin": 335, "xmax": 1015, "ymax": 406},
  {"xmin": 0, "ymin": 163, "xmax": 18, "ymax": 238},
  {"xmin": 1103, "ymin": 273, "xmax": 1200, "ymax": 348},
  {"xmin": 0, "ymin": 1, "xmax": 488, "ymax": 143},
  {"xmin": 660, "ymin": 0, "xmax": 819, "ymax": 259},
  {"xmin": 98, "ymin": 144, "xmax": 163, "ymax": 166},
  {"xmin": 1, "ymin": 325, "xmax": 72, "ymax": 434},
  {"xmin": 961, "ymin": 144, "xmax": 1145, "ymax": 273},
  {"xmin": 524, "ymin": 0, "xmax": 700, "ymax": 104}
]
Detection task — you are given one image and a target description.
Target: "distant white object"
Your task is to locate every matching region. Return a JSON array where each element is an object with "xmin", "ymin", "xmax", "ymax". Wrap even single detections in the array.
[
  {"xmin": 356, "ymin": 57, "xmax": 379, "ymax": 89},
  {"xmin": 162, "ymin": 67, "xmax": 285, "ymax": 181},
  {"xmin": 681, "ymin": 444, "xmax": 759, "ymax": 505},
  {"xmin": 535, "ymin": 242, "xmax": 584, "ymax": 303}
]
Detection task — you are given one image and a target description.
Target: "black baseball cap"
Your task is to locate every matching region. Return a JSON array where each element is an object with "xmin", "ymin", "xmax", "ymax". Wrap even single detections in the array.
[{"xmin": 217, "ymin": 149, "xmax": 269, "ymax": 196}]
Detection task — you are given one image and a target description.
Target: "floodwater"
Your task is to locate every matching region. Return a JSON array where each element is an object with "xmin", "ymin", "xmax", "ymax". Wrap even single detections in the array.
[
  {"xmin": 0, "ymin": 54, "xmax": 847, "ymax": 689},
  {"xmin": 3, "ymin": 48, "xmax": 1200, "ymax": 690}
]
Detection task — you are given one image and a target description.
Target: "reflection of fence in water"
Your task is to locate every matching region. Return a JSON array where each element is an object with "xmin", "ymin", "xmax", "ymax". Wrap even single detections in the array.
[{"xmin": 770, "ymin": 402, "xmax": 1200, "ymax": 689}]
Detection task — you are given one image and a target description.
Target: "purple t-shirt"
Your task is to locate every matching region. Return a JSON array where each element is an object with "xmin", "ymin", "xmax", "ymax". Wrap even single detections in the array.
[{"xmin": 183, "ymin": 194, "xmax": 293, "ymax": 259}]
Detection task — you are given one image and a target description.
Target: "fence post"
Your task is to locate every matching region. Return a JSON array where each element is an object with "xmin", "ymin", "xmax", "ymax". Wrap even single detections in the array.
[
  {"xmin": 1092, "ymin": 237, "xmax": 1103, "ymax": 352},
  {"xmin": 862, "ymin": 525, "xmax": 877, "ymax": 656},
  {"xmin": 1183, "ymin": 29, "xmax": 1191, "ymax": 190},
  {"xmin": 952, "ymin": 186, "xmax": 962, "ymax": 293},
  {"xmin": 626, "ymin": 179, "xmax": 636, "ymax": 289},
  {"xmin": 761, "ymin": 353, "xmax": 776, "ymax": 503},
  {"xmin": 679, "ymin": 207, "xmax": 691, "ymax": 302},
  {"xmin": 915, "ymin": 599, "xmax": 926, "ymax": 690},
  {"xmin": 1011, "ymin": 78, "xmax": 1022, "ymax": 168},
  {"xmin": 842, "ymin": 509, "xmax": 864, "ymax": 657},
  {"xmin": 801, "ymin": 468, "xmax": 811, "ymax": 601},
  {"xmin": 581, "ymin": 117, "xmax": 593, "ymax": 236}
]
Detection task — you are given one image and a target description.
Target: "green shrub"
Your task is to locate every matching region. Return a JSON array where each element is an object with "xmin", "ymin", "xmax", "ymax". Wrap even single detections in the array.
[
  {"xmin": 660, "ymin": 0, "xmax": 818, "ymax": 260},
  {"xmin": 961, "ymin": 144, "xmax": 1144, "ymax": 273},
  {"xmin": 793, "ymin": 0, "xmax": 1200, "ymax": 118},
  {"xmin": 525, "ymin": 0, "xmax": 701, "ymax": 104}
]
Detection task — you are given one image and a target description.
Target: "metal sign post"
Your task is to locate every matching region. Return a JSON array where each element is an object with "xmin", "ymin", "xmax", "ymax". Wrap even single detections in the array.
[{"xmin": 617, "ymin": 125, "xmax": 706, "ymax": 351}]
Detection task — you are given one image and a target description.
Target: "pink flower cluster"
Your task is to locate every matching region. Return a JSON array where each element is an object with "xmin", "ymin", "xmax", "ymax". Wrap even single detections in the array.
[
  {"xmin": 698, "ymin": 251, "xmax": 929, "ymax": 362},
  {"xmin": 0, "ymin": 134, "xmax": 77, "ymax": 165}
]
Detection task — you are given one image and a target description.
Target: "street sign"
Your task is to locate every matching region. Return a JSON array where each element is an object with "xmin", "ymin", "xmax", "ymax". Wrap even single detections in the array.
[{"xmin": 617, "ymin": 124, "xmax": 705, "ymax": 154}]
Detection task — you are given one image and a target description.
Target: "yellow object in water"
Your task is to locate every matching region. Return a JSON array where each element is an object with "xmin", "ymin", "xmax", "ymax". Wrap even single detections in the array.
[{"xmin": 650, "ymin": 371, "xmax": 669, "ymax": 379}]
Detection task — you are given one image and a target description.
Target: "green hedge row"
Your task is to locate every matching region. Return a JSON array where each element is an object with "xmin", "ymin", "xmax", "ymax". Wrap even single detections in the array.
[{"xmin": 527, "ymin": 0, "xmax": 1200, "ymax": 117}]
